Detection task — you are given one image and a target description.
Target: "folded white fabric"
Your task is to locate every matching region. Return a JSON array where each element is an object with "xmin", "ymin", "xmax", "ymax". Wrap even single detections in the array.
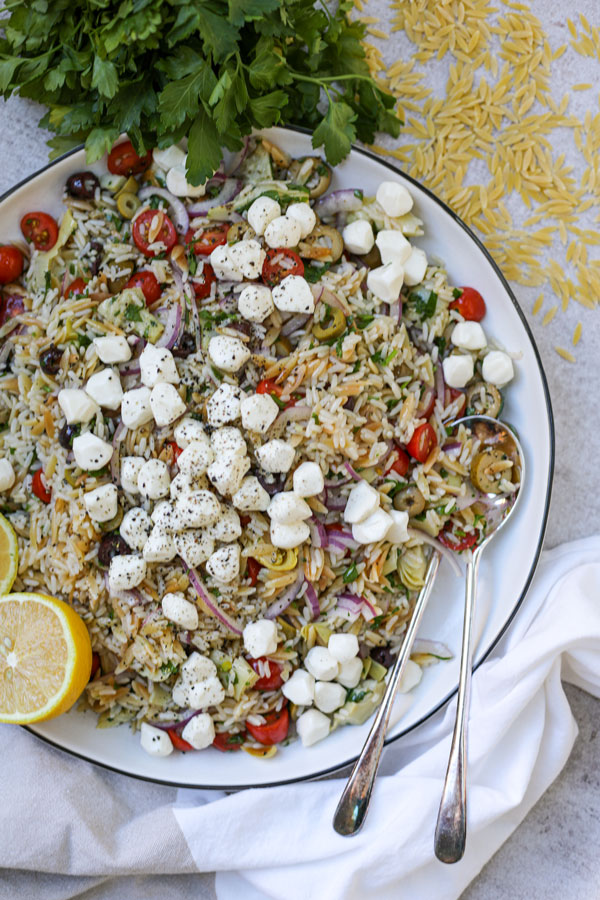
[{"xmin": 171, "ymin": 536, "xmax": 600, "ymax": 900}]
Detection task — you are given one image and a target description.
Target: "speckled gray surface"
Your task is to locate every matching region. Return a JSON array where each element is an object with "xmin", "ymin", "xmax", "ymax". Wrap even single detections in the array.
[{"xmin": 1, "ymin": 2, "xmax": 600, "ymax": 893}]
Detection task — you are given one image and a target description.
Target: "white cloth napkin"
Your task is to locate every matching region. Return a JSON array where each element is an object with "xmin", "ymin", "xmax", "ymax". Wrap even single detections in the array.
[
  {"xmin": 172, "ymin": 536, "xmax": 600, "ymax": 900},
  {"xmin": 1, "ymin": 536, "xmax": 599, "ymax": 900}
]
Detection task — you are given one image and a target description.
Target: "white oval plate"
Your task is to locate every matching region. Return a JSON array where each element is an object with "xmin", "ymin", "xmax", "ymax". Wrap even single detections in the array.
[{"xmin": 0, "ymin": 126, "xmax": 553, "ymax": 789}]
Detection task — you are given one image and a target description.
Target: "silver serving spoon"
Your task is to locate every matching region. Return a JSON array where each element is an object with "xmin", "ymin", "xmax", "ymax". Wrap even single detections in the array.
[
  {"xmin": 434, "ymin": 415, "xmax": 525, "ymax": 863},
  {"xmin": 333, "ymin": 549, "xmax": 441, "ymax": 835}
]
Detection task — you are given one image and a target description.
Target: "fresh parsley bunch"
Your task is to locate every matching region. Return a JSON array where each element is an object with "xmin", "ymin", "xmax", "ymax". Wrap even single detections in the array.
[{"xmin": 0, "ymin": 0, "xmax": 400, "ymax": 183}]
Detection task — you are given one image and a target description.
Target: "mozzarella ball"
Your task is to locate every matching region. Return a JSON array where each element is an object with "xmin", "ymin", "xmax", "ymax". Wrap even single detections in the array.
[
  {"xmin": 120, "ymin": 507, "xmax": 153, "ymax": 551},
  {"xmin": 206, "ymin": 543, "xmax": 240, "ymax": 583},
  {"xmin": 137, "ymin": 458, "xmax": 171, "ymax": 499},
  {"xmin": 328, "ymin": 633, "xmax": 359, "ymax": 663},
  {"xmin": 232, "ymin": 476, "xmax": 270, "ymax": 511},
  {"xmin": 367, "ymin": 260, "xmax": 404, "ymax": 302},
  {"xmin": 173, "ymin": 416, "xmax": 206, "ymax": 449},
  {"xmin": 376, "ymin": 180, "xmax": 414, "ymax": 217},
  {"xmin": 281, "ymin": 669, "xmax": 315, "ymax": 706},
  {"xmin": 271, "ymin": 275, "xmax": 315, "ymax": 314},
  {"xmin": 177, "ymin": 438, "xmax": 214, "ymax": 479},
  {"xmin": 58, "ymin": 389, "xmax": 99, "ymax": 425},
  {"xmin": 264, "ymin": 215, "xmax": 302, "ymax": 249},
  {"xmin": 84, "ymin": 483, "xmax": 119, "ymax": 523},
  {"xmin": 85, "ymin": 369, "xmax": 123, "ymax": 411},
  {"xmin": 210, "ymin": 244, "xmax": 243, "ymax": 282},
  {"xmin": 386, "ymin": 509, "xmax": 409, "ymax": 544},
  {"xmin": 256, "ymin": 439, "xmax": 295, "ymax": 473},
  {"xmin": 270, "ymin": 519, "xmax": 310, "ymax": 549},
  {"xmin": 140, "ymin": 723, "xmax": 173, "ymax": 757},
  {"xmin": 240, "ymin": 393, "xmax": 279, "ymax": 434},
  {"xmin": 342, "ymin": 219, "xmax": 375, "ymax": 255},
  {"xmin": 175, "ymin": 489, "xmax": 220, "ymax": 527},
  {"xmin": 139, "ymin": 344, "xmax": 180, "ymax": 388},
  {"xmin": 208, "ymin": 335, "xmax": 251, "ymax": 373},
  {"xmin": 375, "ymin": 229, "xmax": 412, "ymax": 265},
  {"xmin": 121, "ymin": 386, "xmax": 153, "ymax": 430},
  {"xmin": 292, "ymin": 461, "xmax": 324, "ymax": 498},
  {"xmin": 206, "ymin": 382, "xmax": 242, "ymax": 427},
  {"xmin": 209, "ymin": 506, "xmax": 242, "ymax": 542},
  {"xmin": 181, "ymin": 713, "xmax": 215, "ymax": 750},
  {"xmin": 73, "ymin": 433, "xmax": 113, "ymax": 471},
  {"xmin": 344, "ymin": 481, "xmax": 380, "ymax": 524},
  {"xmin": 210, "ymin": 426, "xmax": 246, "ymax": 458},
  {"xmin": 442, "ymin": 354, "xmax": 475, "ymax": 389},
  {"xmin": 238, "ymin": 284, "xmax": 274, "ymax": 323},
  {"xmin": 403, "ymin": 247, "xmax": 428, "ymax": 286},
  {"xmin": 305, "ymin": 646, "xmax": 339, "ymax": 681},
  {"xmin": 166, "ymin": 161, "xmax": 206, "ymax": 198},
  {"xmin": 336, "ymin": 656, "xmax": 363, "ymax": 689},
  {"xmin": 451, "ymin": 321, "xmax": 487, "ymax": 351},
  {"xmin": 228, "ymin": 239, "xmax": 266, "ymax": 280},
  {"xmin": 142, "ymin": 526, "xmax": 177, "ymax": 563},
  {"xmin": 94, "ymin": 335, "xmax": 131, "ymax": 364},
  {"xmin": 173, "ymin": 529, "xmax": 215, "ymax": 568},
  {"xmin": 268, "ymin": 491, "xmax": 312, "ymax": 524},
  {"xmin": 247, "ymin": 196, "xmax": 281, "ymax": 236},
  {"xmin": 352, "ymin": 508, "xmax": 394, "ymax": 544},
  {"xmin": 286, "ymin": 202, "xmax": 317, "ymax": 238},
  {"xmin": 314, "ymin": 681, "xmax": 347, "ymax": 714},
  {"xmin": 121, "ymin": 457, "xmax": 144, "ymax": 494},
  {"xmin": 150, "ymin": 382, "xmax": 186, "ymax": 427},
  {"xmin": 243, "ymin": 618, "xmax": 279, "ymax": 658},
  {"xmin": 162, "ymin": 591, "xmax": 199, "ymax": 630},
  {"xmin": 207, "ymin": 451, "xmax": 250, "ymax": 496},
  {"xmin": 296, "ymin": 709, "xmax": 331, "ymax": 747},
  {"xmin": 482, "ymin": 350, "xmax": 514, "ymax": 386},
  {"xmin": 108, "ymin": 554, "xmax": 146, "ymax": 592}
]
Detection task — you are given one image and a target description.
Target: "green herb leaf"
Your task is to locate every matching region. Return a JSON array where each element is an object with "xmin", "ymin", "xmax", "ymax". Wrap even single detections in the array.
[
  {"xmin": 312, "ymin": 100, "xmax": 357, "ymax": 167},
  {"xmin": 342, "ymin": 563, "xmax": 359, "ymax": 584}
]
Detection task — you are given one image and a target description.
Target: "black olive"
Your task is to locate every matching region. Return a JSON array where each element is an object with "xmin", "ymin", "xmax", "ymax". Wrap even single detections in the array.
[
  {"xmin": 58, "ymin": 422, "xmax": 80, "ymax": 450},
  {"xmin": 97, "ymin": 533, "xmax": 129, "ymax": 568},
  {"xmin": 66, "ymin": 171, "xmax": 100, "ymax": 200},
  {"xmin": 39, "ymin": 344, "xmax": 63, "ymax": 375},
  {"xmin": 171, "ymin": 332, "xmax": 196, "ymax": 358},
  {"xmin": 370, "ymin": 646, "xmax": 398, "ymax": 669},
  {"xmin": 89, "ymin": 240, "xmax": 103, "ymax": 276}
]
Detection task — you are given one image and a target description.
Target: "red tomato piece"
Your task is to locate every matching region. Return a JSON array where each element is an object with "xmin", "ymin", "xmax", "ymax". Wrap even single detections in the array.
[
  {"xmin": 248, "ymin": 657, "xmax": 284, "ymax": 691},
  {"xmin": 256, "ymin": 378, "xmax": 295, "ymax": 410},
  {"xmin": 166, "ymin": 440, "xmax": 183, "ymax": 465},
  {"xmin": 247, "ymin": 557, "xmax": 263, "ymax": 587},
  {"xmin": 65, "ymin": 277, "xmax": 86, "ymax": 298},
  {"xmin": 186, "ymin": 224, "xmax": 229, "ymax": 256},
  {"xmin": 450, "ymin": 286, "xmax": 486, "ymax": 321},
  {"xmin": 416, "ymin": 386, "xmax": 436, "ymax": 420},
  {"xmin": 20, "ymin": 212, "xmax": 59, "ymax": 252},
  {"xmin": 0, "ymin": 293, "xmax": 25, "ymax": 327},
  {"xmin": 213, "ymin": 731, "xmax": 245, "ymax": 752},
  {"xmin": 385, "ymin": 447, "xmax": 410, "ymax": 477},
  {"xmin": 191, "ymin": 263, "xmax": 216, "ymax": 300},
  {"xmin": 262, "ymin": 248, "xmax": 304, "ymax": 286},
  {"xmin": 438, "ymin": 525, "xmax": 479, "ymax": 552},
  {"xmin": 107, "ymin": 140, "xmax": 152, "ymax": 176},
  {"xmin": 132, "ymin": 209, "xmax": 177, "ymax": 258},
  {"xmin": 407, "ymin": 423, "xmax": 437, "ymax": 463},
  {"xmin": 125, "ymin": 270, "xmax": 162, "ymax": 305},
  {"xmin": 32, "ymin": 469, "xmax": 52, "ymax": 504},
  {"xmin": 445, "ymin": 387, "xmax": 466, "ymax": 419},
  {"xmin": 245, "ymin": 705, "xmax": 289, "ymax": 746},
  {"xmin": 90, "ymin": 652, "xmax": 101, "ymax": 680},
  {"xmin": 167, "ymin": 728, "xmax": 195, "ymax": 752},
  {"xmin": 0, "ymin": 245, "xmax": 24, "ymax": 285}
]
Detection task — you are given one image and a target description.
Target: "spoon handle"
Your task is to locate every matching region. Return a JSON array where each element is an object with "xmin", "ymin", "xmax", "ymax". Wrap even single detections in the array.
[
  {"xmin": 434, "ymin": 545, "xmax": 482, "ymax": 863},
  {"xmin": 333, "ymin": 551, "xmax": 441, "ymax": 836}
]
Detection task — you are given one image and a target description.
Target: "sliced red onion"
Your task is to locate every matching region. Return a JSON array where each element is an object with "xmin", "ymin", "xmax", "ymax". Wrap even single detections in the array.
[
  {"xmin": 324, "ymin": 475, "xmax": 351, "ymax": 489},
  {"xmin": 280, "ymin": 313, "xmax": 311, "ymax": 337},
  {"xmin": 137, "ymin": 186, "xmax": 189, "ymax": 235},
  {"xmin": 416, "ymin": 386, "xmax": 436, "ymax": 418},
  {"xmin": 308, "ymin": 517, "xmax": 327, "ymax": 549},
  {"xmin": 186, "ymin": 565, "xmax": 242, "ymax": 634},
  {"xmin": 276, "ymin": 404, "xmax": 312, "ymax": 426},
  {"xmin": 412, "ymin": 638, "xmax": 453, "ymax": 659},
  {"xmin": 188, "ymin": 179, "xmax": 241, "ymax": 214},
  {"xmin": 327, "ymin": 531, "xmax": 359, "ymax": 552},
  {"xmin": 227, "ymin": 136, "xmax": 251, "ymax": 175},
  {"xmin": 110, "ymin": 422, "xmax": 128, "ymax": 484},
  {"xmin": 406, "ymin": 527, "xmax": 462, "ymax": 576},
  {"xmin": 315, "ymin": 190, "xmax": 364, "ymax": 219},
  {"xmin": 149, "ymin": 709, "xmax": 202, "ymax": 732},
  {"xmin": 344, "ymin": 462, "xmax": 361, "ymax": 482},
  {"xmin": 303, "ymin": 579, "xmax": 320, "ymax": 619},
  {"xmin": 317, "ymin": 286, "xmax": 346, "ymax": 311},
  {"xmin": 156, "ymin": 301, "xmax": 183, "ymax": 350},
  {"xmin": 454, "ymin": 490, "xmax": 480, "ymax": 511},
  {"xmin": 323, "ymin": 487, "xmax": 347, "ymax": 511},
  {"xmin": 337, "ymin": 592, "xmax": 376, "ymax": 621},
  {"xmin": 435, "ymin": 360, "xmax": 445, "ymax": 403},
  {"xmin": 442, "ymin": 441, "xmax": 462, "ymax": 452},
  {"xmin": 265, "ymin": 569, "xmax": 304, "ymax": 619}
]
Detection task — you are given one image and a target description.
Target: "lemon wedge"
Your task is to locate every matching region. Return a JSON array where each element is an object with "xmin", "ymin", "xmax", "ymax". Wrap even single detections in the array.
[
  {"xmin": 0, "ymin": 513, "xmax": 18, "ymax": 595},
  {"xmin": 0, "ymin": 592, "xmax": 92, "ymax": 724}
]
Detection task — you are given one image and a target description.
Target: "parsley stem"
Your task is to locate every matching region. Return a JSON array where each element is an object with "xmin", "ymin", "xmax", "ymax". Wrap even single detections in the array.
[{"xmin": 289, "ymin": 71, "xmax": 376, "ymax": 87}]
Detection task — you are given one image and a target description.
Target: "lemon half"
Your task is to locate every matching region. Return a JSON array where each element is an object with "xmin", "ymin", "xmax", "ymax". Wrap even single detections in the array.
[
  {"xmin": 0, "ymin": 513, "xmax": 18, "ymax": 595},
  {"xmin": 0, "ymin": 592, "xmax": 92, "ymax": 724}
]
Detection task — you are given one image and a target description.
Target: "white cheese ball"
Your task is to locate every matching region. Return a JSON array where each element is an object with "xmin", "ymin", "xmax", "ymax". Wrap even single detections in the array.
[
  {"xmin": 375, "ymin": 229, "xmax": 412, "ymax": 265},
  {"xmin": 139, "ymin": 344, "xmax": 180, "ymax": 388},
  {"xmin": 281, "ymin": 669, "xmax": 315, "ymax": 706},
  {"xmin": 57, "ymin": 389, "xmax": 99, "ymax": 425},
  {"xmin": 121, "ymin": 457, "xmax": 144, "ymax": 494},
  {"xmin": 210, "ymin": 244, "xmax": 243, "ymax": 282},
  {"xmin": 210, "ymin": 426, "xmax": 247, "ymax": 458},
  {"xmin": 175, "ymin": 489, "xmax": 220, "ymax": 527},
  {"xmin": 247, "ymin": 196, "xmax": 281, "ymax": 236},
  {"xmin": 177, "ymin": 438, "xmax": 214, "ymax": 479},
  {"xmin": 336, "ymin": 657, "xmax": 363, "ymax": 689},
  {"xmin": 206, "ymin": 543, "xmax": 240, "ymax": 583},
  {"xmin": 208, "ymin": 335, "xmax": 251, "ymax": 373},
  {"xmin": 166, "ymin": 161, "xmax": 206, "ymax": 198},
  {"xmin": 272, "ymin": 275, "xmax": 315, "ymax": 314},
  {"xmin": 84, "ymin": 483, "xmax": 119, "ymax": 523},
  {"xmin": 162, "ymin": 591, "xmax": 199, "ymax": 630},
  {"xmin": 268, "ymin": 491, "xmax": 312, "ymax": 524},
  {"xmin": 270, "ymin": 519, "xmax": 310, "ymax": 549},
  {"xmin": 181, "ymin": 652, "xmax": 217, "ymax": 682},
  {"xmin": 296, "ymin": 708, "xmax": 331, "ymax": 747},
  {"xmin": 232, "ymin": 476, "xmax": 270, "ymax": 511},
  {"xmin": 207, "ymin": 451, "xmax": 250, "ymax": 496},
  {"xmin": 367, "ymin": 260, "xmax": 404, "ymax": 303},
  {"xmin": 121, "ymin": 386, "xmax": 153, "ymax": 430},
  {"xmin": 328, "ymin": 633, "xmax": 359, "ymax": 663},
  {"xmin": 137, "ymin": 458, "xmax": 171, "ymax": 500},
  {"xmin": 305, "ymin": 646, "xmax": 339, "ymax": 681},
  {"xmin": 140, "ymin": 723, "xmax": 173, "ymax": 757},
  {"xmin": 256, "ymin": 439, "xmax": 295, "ymax": 473},
  {"xmin": 142, "ymin": 526, "xmax": 177, "ymax": 563},
  {"xmin": 120, "ymin": 507, "xmax": 153, "ymax": 551},
  {"xmin": 442, "ymin": 354, "xmax": 474, "ymax": 389},
  {"xmin": 150, "ymin": 382, "xmax": 186, "ymax": 427},
  {"xmin": 173, "ymin": 529, "xmax": 215, "ymax": 568},
  {"xmin": 482, "ymin": 350, "xmax": 514, "ymax": 386},
  {"xmin": 240, "ymin": 393, "xmax": 279, "ymax": 434},
  {"xmin": 228, "ymin": 239, "xmax": 266, "ymax": 280},
  {"xmin": 73, "ymin": 433, "xmax": 113, "ymax": 471},
  {"xmin": 209, "ymin": 506, "xmax": 242, "ymax": 542},
  {"xmin": 286, "ymin": 202, "xmax": 317, "ymax": 239},
  {"xmin": 108, "ymin": 554, "xmax": 146, "ymax": 593},
  {"xmin": 173, "ymin": 416, "xmax": 206, "ymax": 449},
  {"xmin": 314, "ymin": 681, "xmax": 347, "ymax": 714},
  {"xmin": 94, "ymin": 335, "xmax": 131, "ymax": 364},
  {"xmin": 238, "ymin": 284, "xmax": 274, "ymax": 323},
  {"xmin": 403, "ymin": 247, "xmax": 428, "ymax": 286},
  {"xmin": 206, "ymin": 382, "xmax": 242, "ymax": 427},
  {"xmin": 187, "ymin": 676, "xmax": 226, "ymax": 709},
  {"xmin": 243, "ymin": 618, "xmax": 279, "ymax": 658},
  {"xmin": 264, "ymin": 215, "xmax": 302, "ymax": 249},
  {"xmin": 292, "ymin": 461, "xmax": 324, "ymax": 498},
  {"xmin": 398, "ymin": 659, "xmax": 423, "ymax": 694},
  {"xmin": 153, "ymin": 144, "xmax": 186, "ymax": 171},
  {"xmin": 344, "ymin": 481, "xmax": 380, "ymax": 525},
  {"xmin": 0, "ymin": 460, "xmax": 15, "ymax": 492},
  {"xmin": 376, "ymin": 180, "xmax": 414, "ymax": 217},
  {"xmin": 342, "ymin": 219, "xmax": 375, "ymax": 255},
  {"xmin": 85, "ymin": 369, "xmax": 123, "ymax": 411},
  {"xmin": 451, "ymin": 321, "xmax": 487, "ymax": 351},
  {"xmin": 181, "ymin": 713, "xmax": 215, "ymax": 750},
  {"xmin": 386, "ymin": 509, "xmax": 409, "ymax": 544},
  {"xmin": 352, "ymin": 508, "xmax": 394, "ymax": 545}
]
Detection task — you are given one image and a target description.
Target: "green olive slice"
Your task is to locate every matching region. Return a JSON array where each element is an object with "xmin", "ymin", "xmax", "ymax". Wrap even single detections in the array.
[
  {"xmin": 117, "ymin": 192, "xmax": 141, "ymax": 220},
  {"xmin": 393, "ymin": 485, "xmax": 426, "ymax": 515},
  {"xmin": 99, "ymin": 505, "xmax": 124, "ymax": 532},
  {"xmin": 289, "ymin": 157, "xmax": 332, "ymax": 197},
  {"xmin": 313, "ymin": 307, "xmax": 346, "ymax": 341},
  {"xmin": 107, "ymin": 259, "xmax": 135, "ymax": 293},
  {"xmin": 115, "ymin": 175, "xmax": 140, "ymax": 198},
  {"xmin": 465, "ymin": 381, "xmax": 503, "ymax": 418},
  {"xmin": 299, "ymin": 225, "xmax": 343, "ymax": 262},
  {"xmin": 470, "ymin": 449, "xmax": 513, "ymax": 494},
  {"xmin": 227, "ymin": 221, "xmax": 256, "ymax": 243}
]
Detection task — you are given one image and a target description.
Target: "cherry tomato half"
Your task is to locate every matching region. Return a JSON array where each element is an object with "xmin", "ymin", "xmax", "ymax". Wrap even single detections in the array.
[
  {"xmin": 248, "ymin": 657, "xmax": 284, "ymax": 692},
  {"xmin": 167, "ymin": 728, "xmax": 195, "ymax": 752},
  {"xmin": 407, "ymin": 423, "xmax": 437, "ymax": 463},
  {"xmin": 416, "ymin": 386, "xmax": 436, "ymax": 420},
  {"xmin": 262, "ymin": 248, "xmax": 304, "ymax": 286},
  {"xmin": 125, "ymin": 270, "xmax": 162, "ymax": 305},
  {"xmin": 65, "ymin": 277, "xmax": 86, "ymax": 298},
  {"xmin": 385, "ymin": 447, "xmax": 410, "ymax": 477},
  {"xmin": 450, "ymin": 286, "xmax": 486, "ymax": 321},
  {"xmin": 191, "ymin": 263, "xmax": 216, "ymax": 300},
  {"xmin": 213, "ymin": 731, "xmax": 245, "ymax": 752},
  {"xmin": 445, "ymin": 387, "xmax": 466, "ymax": 419},
  {"xmin": 166, "ymin": 440, "xmax": 183, "ymax": 465},
  {"xmin": 0, "ymin": 245, "xmax": 24, "ymax": 285},
  {"xmin": 132, "ymin": 209, "xmax": 177, "ymax": 258},
  {"xmin": 247, "ymin": 557, "xmax": 263, "ymax": 587},
  {"xmin": 32, "ymin": 469, "xmax": 52, "ymax": 504},
  {"xmin": 0, "ymin": 293, "xmax": 25, "ymax": 327},
  {"xmin": 89, "ymin": 652, "xmax": 101, "ymax": 680},
  {"xmin": 20, "ymin": 211, "xmax": 59, "ymax": 252},
  {"xmin": 256, "ymin": 378, "xmax": 295, "ymax": 411},
  {"xmin": 107, "ymin": 139, "xmax": 152, "ymax": 176},
  {"xmin": 186, "ymin": 224, "xmax": 229, "ymax": 255},
  {"xmin": 438, "ymin": 524, "xmax": 478, "ymax": 552},
  {"xmin": 245, "ymin": 705, "xmax": 289, "ymax": 746}
]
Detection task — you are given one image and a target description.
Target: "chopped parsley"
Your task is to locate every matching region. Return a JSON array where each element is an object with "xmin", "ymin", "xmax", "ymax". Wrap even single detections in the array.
[
  {"xmin": 452, "ymin": 287, "xmax": 463, "ymax": 299},
  {"xmin": 408, "ymin": 287, "xmax": 438, "ymax": 321},
  {"xmin": 160, "ymin": 661, "xmax": 179, "ymax": 676},
  {"xmin": 303, "ymin": 261, "xmax": 331, "ymax": 283},
  {"xmin": 347, "ymin": 688, "xmax": 367, "ymax": 703},
  {"xmin": 124, "ymin": 303, "xmax": 142, "ymax": 323},
  {"xmin": 342, "ymin": 562, "xmax": 359, "ymax": 584}
]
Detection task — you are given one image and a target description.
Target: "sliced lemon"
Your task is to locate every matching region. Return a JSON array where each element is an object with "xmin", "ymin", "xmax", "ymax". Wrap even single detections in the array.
[
  {"xmin": 0, "ymin": 513, "xmax": 18, "ymax": 595},
  {"xmin": 0, "ymin": 592, "xmax": 92, "ymax": 724}
]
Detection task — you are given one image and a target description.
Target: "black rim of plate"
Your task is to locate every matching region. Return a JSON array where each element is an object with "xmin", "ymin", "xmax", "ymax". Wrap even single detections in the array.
[{"xmin": 2, "ymin": 127, "xmax": 554, "ymax": 792}]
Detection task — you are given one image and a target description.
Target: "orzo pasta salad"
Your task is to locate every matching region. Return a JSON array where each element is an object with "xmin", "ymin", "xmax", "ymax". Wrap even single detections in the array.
[{"xmin": 0, "ymin": 136, "xmax": 519, "ymax": 757}]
